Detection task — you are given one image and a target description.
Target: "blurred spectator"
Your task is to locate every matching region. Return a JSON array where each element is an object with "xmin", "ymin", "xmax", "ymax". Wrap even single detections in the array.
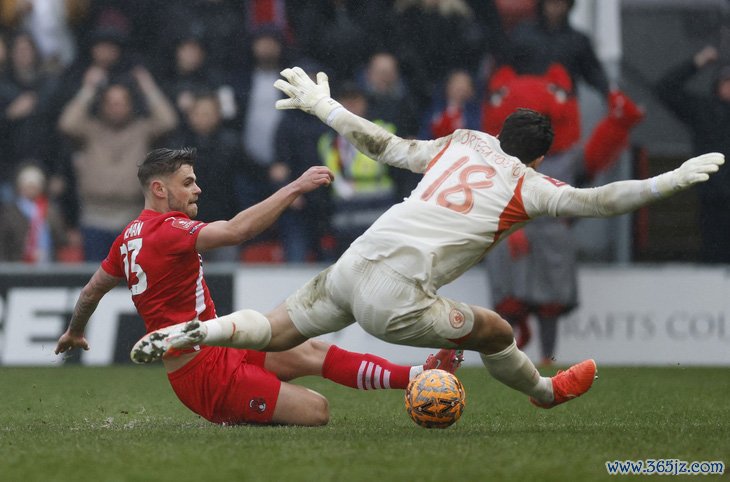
[
  {"xmin": 655, "ymin": 45, "xmax": 730, "ymax": 264},
  {"xmin": 273, "ymin": 60, "xmax": 331, "ymax": 262},
  {"xmin": 0, "ymin": 162, "xmax": 66, "ymax": 262},
  {"xmin": 420, "ymin": 69, "xmax": 480, "ymax": 139},
  {"xmin": 361, "ymin": 52, "xmax": 420, "ymax": 139},
  {"xmin": 288, "ymin": 0, "xmax": 391, "ymax": 82},
  {"xmin": 58, "ymin": 65, "xmax": 177, "ymax": 261},
  {"xmin": 235, "ymin": 26, "xmax": 286, "ymax": 209},
  {"xmin": 505, "ymin": 0, "xmax": 609, "ymax": 97},
  {"xmin": 318, "ymin": 83, "xmax": 397, "ymax": 258},
  {"xmin": 0, "ymin": 0, "xmax": 87, "ymax": 72},
  {"xmin": 160, "ymin": 34, "xmax": 237, "ymax": 122},
  {"xmin": 53, "ymin": 25, "xmax": 134, "ymax": 114},
  {"xmin": 466, "ymin": 0, "xmax": 509, "ymax": 82},
  {"xmin": 360, "ymin": 51, "xmax": 421, "ymax": 198},
  {"xmin": 245, "ymin": 0, "xmax": 291, "ymax": 41},
  {"xmin": 154, "ymin": 0, "xmax": 247, "ymax": 74},
  {"xmin": 391, "ymin": 0, "xmax": 486, "ymax": 101},
  {"xmin": 168, "ymin": 91, "xmax": 242, "ymax": 262},
  {"xmin": 500, "ymin": 0, "xmax": 610, "ymax": 192},
  {"xmin": 0, "ymin": 30, "xmax": 58, "ymax": 198},
  {"xmin": 492, "ymin": 0, "xmax": 536, "ymax": 32},
  {"xmin": 72, "ymin": 0, "xmax": 167, "ymax": 60},
  {"xmin": 49, "ymin": 25, "xmax": 137, "ymax": 231}
]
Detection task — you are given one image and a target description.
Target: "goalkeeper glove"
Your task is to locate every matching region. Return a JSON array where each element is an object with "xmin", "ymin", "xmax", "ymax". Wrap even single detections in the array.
[
  {"xmin": 274, "ymin": 66, "xmax": 342, "ymax": 123},
  {"xmin": 652, "ymin": 152, "xmax": 725, "ymax": 197}
]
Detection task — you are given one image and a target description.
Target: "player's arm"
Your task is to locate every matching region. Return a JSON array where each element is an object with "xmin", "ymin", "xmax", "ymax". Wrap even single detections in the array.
[
  {"xmin": 195, "ymin": 165, "xmax": 333, "ymax": 251},
  {"xmin": 273, "ymin": 66, "xmax": 447, "ymax": 174},
  {"xmin": 525, "ymin": 153, "xmax": 725, "ymax": 218},
  {"xmin": 54, "ymin": 267, "xmax": 123, "ymax": 354}
]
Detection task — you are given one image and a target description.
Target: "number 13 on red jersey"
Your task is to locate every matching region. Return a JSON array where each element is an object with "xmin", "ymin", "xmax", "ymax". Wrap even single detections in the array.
[{"xmin": 121, "ymin": 238, "xmax": 148, "ymax": 295}]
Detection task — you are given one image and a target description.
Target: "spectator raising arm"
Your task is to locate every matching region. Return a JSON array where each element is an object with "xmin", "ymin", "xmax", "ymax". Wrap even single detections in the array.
[
  {"xmin": 132, "ymin": 66, "xmax": 178, "ymax": 137},
  {"xmin": 57, "ymin": 66, "xmax": 107, "ymax": 138}
]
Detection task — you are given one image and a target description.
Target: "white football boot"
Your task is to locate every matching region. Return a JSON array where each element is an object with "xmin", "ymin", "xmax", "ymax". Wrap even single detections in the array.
[{"xmin": 130, "ymin": 320, "xmax": 207, "ymax": 364}]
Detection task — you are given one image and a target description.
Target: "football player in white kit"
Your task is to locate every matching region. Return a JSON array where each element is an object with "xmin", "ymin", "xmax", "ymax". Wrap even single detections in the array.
[{"xmin": 134, "ymin": 67, "xmax": 724, "ymax": 410}]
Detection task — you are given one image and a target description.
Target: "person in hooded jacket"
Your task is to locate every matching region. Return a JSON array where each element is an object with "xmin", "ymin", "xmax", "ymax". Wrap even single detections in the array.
[{"xmin": 655, "ymin": 45, "xmax": 730, "ymax": 264}]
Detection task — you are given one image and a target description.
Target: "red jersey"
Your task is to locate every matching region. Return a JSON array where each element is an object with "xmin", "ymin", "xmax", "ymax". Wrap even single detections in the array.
[{"xmin": 101, "ymin": 209, "xmax": 216, "ymax": 333}]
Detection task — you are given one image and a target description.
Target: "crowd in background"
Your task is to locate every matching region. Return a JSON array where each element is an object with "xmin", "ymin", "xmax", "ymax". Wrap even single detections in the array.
[
  {"xmin": 0, "ymin": 0, "xmax": 727, "ymax": 270},
  {"xmin": 0, "ymin": 0, "xmax": 497, "ymax": 264},
  {"xmin": 1, "ymin": 0, "xmax": 729, "ymax": 366}
]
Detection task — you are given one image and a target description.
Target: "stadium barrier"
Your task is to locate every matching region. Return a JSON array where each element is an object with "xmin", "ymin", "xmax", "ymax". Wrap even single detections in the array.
[{"xmin": 0, "ymin": 264, "xmax": 728, "ymax": 366}]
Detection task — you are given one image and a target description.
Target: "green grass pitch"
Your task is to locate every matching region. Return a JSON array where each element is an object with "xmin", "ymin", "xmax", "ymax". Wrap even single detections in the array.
[{"xmin": 1, "ymin": 365, "xmax": 727, "ymax": 481}]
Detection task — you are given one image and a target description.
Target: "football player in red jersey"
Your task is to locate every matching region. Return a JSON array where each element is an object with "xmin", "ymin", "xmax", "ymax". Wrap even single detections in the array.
[{"xmin": 55, "ymin": 147, "xmax": 462, "ymax": 426}]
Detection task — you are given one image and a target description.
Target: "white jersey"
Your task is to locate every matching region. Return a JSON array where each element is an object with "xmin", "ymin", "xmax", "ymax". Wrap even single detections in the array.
[
  {"xmin": 349, "ymin": 129, "xmax": 570, "ymax": 291},
  {"xmin": 289, "ymin": 106, "xmax": 710, "ymax": 345}
]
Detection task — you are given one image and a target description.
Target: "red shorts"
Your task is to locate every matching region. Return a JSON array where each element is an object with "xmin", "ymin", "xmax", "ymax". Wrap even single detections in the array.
[{"xmin": 167, "ymin": 346, "xmax": 281, "ymax": 424}]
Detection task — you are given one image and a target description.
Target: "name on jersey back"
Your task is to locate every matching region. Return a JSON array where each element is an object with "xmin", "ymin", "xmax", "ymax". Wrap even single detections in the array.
[
  {"xmin": 455, "ymin": 131, "xmax": 525, "ymax": 178},
  {"xmin": 124, "ymin": 221, "xmax": 144, "ymax": 239}
]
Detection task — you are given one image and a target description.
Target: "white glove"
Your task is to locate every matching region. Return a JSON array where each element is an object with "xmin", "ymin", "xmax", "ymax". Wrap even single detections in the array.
[
  {"xmin": 273, "ymin": 66, "xmax": 342, "ymax": 123},
  {"xmin": 653, "ymin": 152, "xmax": 725, "ymax": 196}
]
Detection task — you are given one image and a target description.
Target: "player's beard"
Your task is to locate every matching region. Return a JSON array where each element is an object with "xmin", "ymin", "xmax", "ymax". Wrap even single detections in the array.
[{"xmin": 169, "ymin": 192, "xmax": 198, "ymax": 218}]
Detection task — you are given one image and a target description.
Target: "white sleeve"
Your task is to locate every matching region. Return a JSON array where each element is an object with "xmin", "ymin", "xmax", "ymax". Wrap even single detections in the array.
[
  {"xmin": 522, "ymin": 169, "xmax": 668, "ymax": 218},
  {"xmin": 327, "ymin": 108, "xmax": 450, "ymax": 173}
]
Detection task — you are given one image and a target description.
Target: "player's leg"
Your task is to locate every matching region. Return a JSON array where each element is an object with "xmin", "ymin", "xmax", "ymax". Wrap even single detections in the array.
[
  {"xmin": 457, "ymin": 305, "xmax": 553, "ymax": 402},
  {"xmin": 183, "ymin": 297, "xmax": 342, "ymax": 353},
  {"xmin": 130, "ymin": 309, "xmax": 284, "ymax": 364},
  {"xmin": 377, "ymin": 284, "xmax": 595, "ymax": 409},
  {"xmin": 263, "ymin": 338, "xmax": 462, "ymax": 388},
  {"xmin": 346, "ymin": 268, "xmax": 565, "ymax": 405},
  {"xmin": 234, "ymin": 360, "xmax": 330, "ymax": 426},
  {"xmin": 134, "ymin": 261, "xmax": 366, "ymax": 363},
  {"xmin": 166, "ymin": 346, "xmax": 328, "ymax": 426},
  {"xmin": 459, "ymin": 305, "xmax": 595, "ymax": 409},
  {"xmin": 271, "ymin": 382, "xmax": 330, "ymax": 426},
  {"xmin": 187, "ymin": 265, "xmax": 354, "ymax": 352},
  {"xmin": 494, "ymin": 297, "xmax": 532, "ymax": 349}
]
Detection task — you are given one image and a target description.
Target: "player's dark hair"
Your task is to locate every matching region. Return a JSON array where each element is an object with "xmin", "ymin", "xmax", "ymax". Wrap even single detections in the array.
[
  {"xmin": 498, "ymin": 108, "xmax": 554, "ymax": 164},
  {"xmin": 137, "ymin": 148, "xmax": 197, "ymax": 188}
]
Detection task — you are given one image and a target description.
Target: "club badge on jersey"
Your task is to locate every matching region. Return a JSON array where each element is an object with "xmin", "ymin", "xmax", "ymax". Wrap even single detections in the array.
[{"xmin": 169, "ymin": 217, "xmax": 204, "ymax": 235}]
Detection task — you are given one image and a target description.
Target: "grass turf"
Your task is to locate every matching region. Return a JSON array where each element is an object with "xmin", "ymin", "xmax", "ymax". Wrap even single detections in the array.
[{"xmin": 0, "ymin": 365, "xmax": 727, "ymax": 482}]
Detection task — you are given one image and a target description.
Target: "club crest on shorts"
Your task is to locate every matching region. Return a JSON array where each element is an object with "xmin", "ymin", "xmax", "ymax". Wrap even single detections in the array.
[
  {"xmin": 249, "ymin": 397, "xmax": 267, "ymax": 413},
  {"xmin": 449, "ymin": 309, "xmax": 466, "ymax": 329}
]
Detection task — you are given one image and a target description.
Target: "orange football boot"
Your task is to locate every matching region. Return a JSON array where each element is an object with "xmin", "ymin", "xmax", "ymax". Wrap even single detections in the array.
[{"xmin": 530, "ymin": 359, "xmax": 597, "ymax": 409}]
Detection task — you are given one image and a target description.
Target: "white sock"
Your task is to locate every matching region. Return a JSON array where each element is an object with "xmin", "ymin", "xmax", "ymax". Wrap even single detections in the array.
[
  {"xmin": 201, "ymin": 309, "xmax": 272, "ymax": 350},
  {"xmin": 480, "ymin": 340, "xmax": 553, "ymax": 404},
  {"xmin": 409, "ymin": 365, "xmax": 424, "ymax": 380},
  {"xmin": 202, "ymin": 318, "xmax": 227, "ymax": 343}
]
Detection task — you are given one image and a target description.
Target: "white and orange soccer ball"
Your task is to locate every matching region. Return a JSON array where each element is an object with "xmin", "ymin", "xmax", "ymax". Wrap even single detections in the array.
[{"xmin": 405, "ymin": 369, "xmax": 466, "ymax": 428}]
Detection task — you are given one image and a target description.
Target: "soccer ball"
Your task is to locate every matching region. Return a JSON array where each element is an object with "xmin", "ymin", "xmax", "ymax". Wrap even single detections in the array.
[{"xmin": 405, "ymin": 369, "xmax": 465, "ymax": 428}]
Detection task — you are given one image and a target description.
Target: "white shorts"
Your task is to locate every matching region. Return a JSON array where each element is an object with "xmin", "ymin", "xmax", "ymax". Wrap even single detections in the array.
[{"xmin": 286, "ymin": 251, "xmax": 475, "ymax": 348}]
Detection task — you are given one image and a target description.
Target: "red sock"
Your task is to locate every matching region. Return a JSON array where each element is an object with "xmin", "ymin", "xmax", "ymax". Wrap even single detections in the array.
[{"xmin": 322, "ymin": 345, "xmax": 411, "ymax": 390}]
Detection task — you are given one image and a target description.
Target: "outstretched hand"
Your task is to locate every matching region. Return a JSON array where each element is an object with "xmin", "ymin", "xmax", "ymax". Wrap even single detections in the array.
[
  {"xmin": 54, "ymin": 330, "xmax": 89, "ymax": 355},
  {"xmin": 274, "ymin": 67, "xmax": 341, "ymax": 121},
  {"xmin": 294, "ymin": 166, "xmax": 334, "ymax": 194},
  {"xmin": 673, "ymin": 152, "xmax": 725, "ymax": 190}
]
